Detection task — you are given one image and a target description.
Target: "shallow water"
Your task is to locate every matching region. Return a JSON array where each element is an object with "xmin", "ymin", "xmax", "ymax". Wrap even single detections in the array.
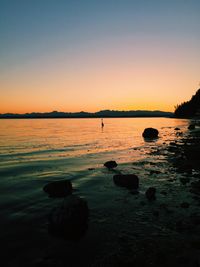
[
  {"xmin": 1, "ymin": 117, "xmax": 198, "ymax": 267},
  {"xmin": 0, "ymin": 117, "xmax": 188, "ymax": 163}
]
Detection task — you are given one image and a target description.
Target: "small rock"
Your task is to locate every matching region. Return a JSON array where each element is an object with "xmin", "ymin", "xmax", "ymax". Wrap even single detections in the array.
[
  {"xmin": 43, "ymin": 180, "xmax": 72, "ymax": 198},
  {"xmin": 88, "ymin": 168, "xmax": 95, "ymax": 171},
  {"xmin": 175, "ymin": 127, "xmax": 180, "ymax": 130},
  {"xmin": 48, "ymin": 195, "xmax": 89, "ymax": 240},
  {"xmin": 104, "ymin": 161, "xmax": 118, "ymax": 169},
  {"xmin": 113, "ymin": 174, "xmax": 139, "ymax": 189},
  {"xmin": 145, "ymin": 187, "xmax": 156, "ymax": 201},
  {"xmin": 142, "ymin": 128, "xmax": 159, "ymax": 139}
]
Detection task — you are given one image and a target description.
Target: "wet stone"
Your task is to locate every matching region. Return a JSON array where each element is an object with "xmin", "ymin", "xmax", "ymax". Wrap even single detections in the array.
[
  {"xmin": 142, "ymin": 128, "xmax": 159, "ymax": 139},
  {"xmin": 104, "ymin": 161, "xmax": 118, "ymax": 169},
  {"xmin": 43, "ymin": 180, "xmax": 73, "ymax": 198}
]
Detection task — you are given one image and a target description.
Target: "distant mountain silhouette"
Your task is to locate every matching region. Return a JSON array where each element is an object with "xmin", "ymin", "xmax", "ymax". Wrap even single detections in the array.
[
  {"xmin": 0, "ymin": 110, "xmax": 172, "ymax": 119},
  {"xmin": 174, "ymin": 88, "xmax": 200, "ymax": 118}
]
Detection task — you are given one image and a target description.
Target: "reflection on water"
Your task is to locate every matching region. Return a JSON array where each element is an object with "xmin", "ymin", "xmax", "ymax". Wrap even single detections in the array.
[
  {"xmin": 0, "ymin": 117, "xmax": 196, "ymax": 267},
  {"xmin": 0, "ymin": 118, "xmax": 188, "ymax": 165}
]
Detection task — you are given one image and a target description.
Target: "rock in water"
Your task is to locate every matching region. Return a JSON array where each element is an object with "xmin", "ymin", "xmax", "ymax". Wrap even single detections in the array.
[
  {"xmin": 145, "ymin": 187, "xmax": 156, "ymax": 201},
  {"xmin": 43, "ymin": 180, "xmax": 72, "ymax": 198},
  {"xmin": 48, "ymin": 195, "xmax": 89, "ymax": 240},
  {"xmin": 104, "ymin": 161, "xmax": 118, "ymax": 169},
  {"xmin": 113, "ymin": 174, "xmax": 139, "ymax": 189},
  {"xmin": 142, "ymin": 128, "xmax": 159, "ymax": 139}
]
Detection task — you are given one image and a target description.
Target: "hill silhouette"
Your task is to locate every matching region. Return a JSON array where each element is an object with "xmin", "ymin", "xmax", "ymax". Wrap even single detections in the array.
[
  {"xmin": 0, "ymin": 110, "xmax": 172, "ymax": 119},
  {"xmin": 174, "ymin": 88, "xmax": 200, "ymax": 118}
]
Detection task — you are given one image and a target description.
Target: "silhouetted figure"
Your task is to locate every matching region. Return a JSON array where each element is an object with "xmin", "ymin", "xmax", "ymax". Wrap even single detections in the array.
[{"xmin": 101, "ymin": 118, "xmax": 104, "ymax": 128}]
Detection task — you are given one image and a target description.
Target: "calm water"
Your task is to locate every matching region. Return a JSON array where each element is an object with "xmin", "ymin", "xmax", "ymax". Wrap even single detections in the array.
[
  {"xmin": 0, "ymin": 117, "xmax": 188, "ymax": 166},
  {"xmin": 0, "ymin": 117, "xmax": 195, "ymax": 267}
]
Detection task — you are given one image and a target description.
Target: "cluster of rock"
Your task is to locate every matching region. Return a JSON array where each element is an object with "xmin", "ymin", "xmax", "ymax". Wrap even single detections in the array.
[
  {"xmin": 43, "ymin": 180, "xmax": 89, "ymax": 240},
  {"xmin": 104, "ymin": 159, "xmax": 156, "ymax": 200},
  {"xmin": 43, "ymin": 126, "xmax": 181, "ymax": 240}
]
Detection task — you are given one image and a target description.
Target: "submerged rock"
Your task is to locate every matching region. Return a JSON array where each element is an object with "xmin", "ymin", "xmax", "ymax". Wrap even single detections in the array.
[
  {"xmin": 142, "ymin": 128, "xmax": 159, "ymax": 139},
  {"xmin": 145, "ymin": 187, "xmax": 156, "ymax": 201},
  {"xmin": 104, "ymin": 160, "xmax": 118, "ymax": 169},
  {"xmin": 43, "ymin": 180, "xmax": 72, "ymax": 198},
  {"xmin": 48, "ymin": 195, "xmax": 89, "ymax": 240},
  {"xmin": 113, "ymin": 174, "xmax": 139, "ymax": 189}
]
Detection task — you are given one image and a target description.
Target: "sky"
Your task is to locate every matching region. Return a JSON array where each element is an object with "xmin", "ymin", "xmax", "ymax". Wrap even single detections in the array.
[{"xmin": 0, "ymin": 0, "xmax": 200, "ymax": 113}]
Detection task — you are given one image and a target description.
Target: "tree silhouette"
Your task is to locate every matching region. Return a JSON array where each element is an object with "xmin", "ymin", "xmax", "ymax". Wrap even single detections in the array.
[{"xmin": 174, "ymin": 88, "xmax": 200, "ymax": 118}]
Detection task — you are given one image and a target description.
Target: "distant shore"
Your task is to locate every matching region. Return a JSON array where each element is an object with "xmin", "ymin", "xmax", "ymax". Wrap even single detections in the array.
[{"xmin": 0, "ymin": 110, "xmax": 173, "ymax": 119}]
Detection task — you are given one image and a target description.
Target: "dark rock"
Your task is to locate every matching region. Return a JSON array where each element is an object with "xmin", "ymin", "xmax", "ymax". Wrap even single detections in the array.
[
  {"xmin": 175, "ymin": 127, "xmax": 180, "ymax": 130},
  {"xmin": 180, "ymin": 202, "xmax": 190, "ymax": 208},
  {"xmin": 145, "ymin": 187, "xmax": 156, "ymax": 201},
  {"xmin": 48, "ymin": 195, "xmax": 89, "ymax": 240},
  {"xmin": 104, "ymin": 161, "xmax": 118, "ymax": 169},
  {"xmin": 43, "ymin": 180, "xmax": 72, "ymax": 198},
  {"xmin": 142, "ymin": 128, "xmax": 159, "ymax": 139},
  {"xmin": 113, "ymin": 174, "xmax": 139, "ymax": 189},
  {"xmin": 88, "ymin": 168, "xmax": 95, "ymax": 171},
  {"xmin": 170, "ymin": 142, "xmax": 176, "ymax": 146},
  {"xmin": 188, "ymin": 124, "xmax": 195, "ymax": 130},
  {"xmin": 176, "ymin": 131, "xmax": 183, "ymax": 136}
]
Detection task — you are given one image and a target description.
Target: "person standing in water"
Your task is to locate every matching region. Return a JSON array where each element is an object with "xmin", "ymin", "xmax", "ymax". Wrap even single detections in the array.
[{"xmin": 101, "ymin": 118, "xmax": 104, "ymax": 128}]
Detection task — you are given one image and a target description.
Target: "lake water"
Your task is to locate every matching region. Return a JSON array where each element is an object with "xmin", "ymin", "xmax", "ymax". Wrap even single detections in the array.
[
  {"xmin": 0, "ymin": 117, "xmax": 188, "ymax": 167},
  {"xmin": 0, "ymin": 117, "xmax": 193, "ymax": 267}
]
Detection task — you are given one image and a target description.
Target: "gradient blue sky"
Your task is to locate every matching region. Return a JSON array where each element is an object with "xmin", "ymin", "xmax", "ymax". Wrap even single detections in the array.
[{"xmin": 0, "ymin": 0, "xmax": 200, "ymax": 113}]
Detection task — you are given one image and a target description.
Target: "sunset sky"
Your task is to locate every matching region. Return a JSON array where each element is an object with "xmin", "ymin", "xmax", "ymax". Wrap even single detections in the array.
[{"xmin": 0, "ymin": 0, "xmax": 200, "ymax": 113}]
